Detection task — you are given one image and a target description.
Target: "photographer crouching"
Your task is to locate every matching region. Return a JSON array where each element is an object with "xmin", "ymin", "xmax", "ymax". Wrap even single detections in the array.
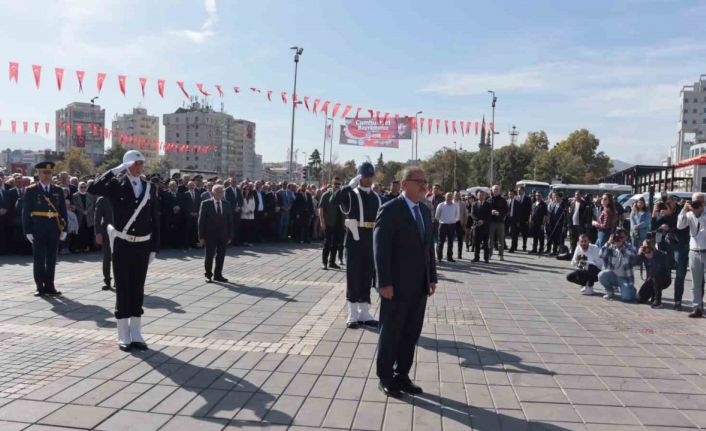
[
  {"xmin": 567, "ymin": 234, "xmax": 602, "ymax": 295},
  {"xmin": 676, "ymin": 194, "xmax": 706, "ymax": 317},
  {"xmin": 598, "ymin": 228, "xmax": 638, "ymax": 301},
  {"xmin": 635, "ymin": 238, "xmax": 671, "ymax": 308}
]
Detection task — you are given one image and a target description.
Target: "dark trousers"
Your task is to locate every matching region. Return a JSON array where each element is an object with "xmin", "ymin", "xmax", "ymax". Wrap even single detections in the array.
[
  {"xmin": 112, "ymin": 239, "xmax": 150, "ymax": 319},
  {"xmin": 294, "ymin": 215, "xmax": 310, "ymax": 243},
  {"xmin": 32, "ymin": 227, "xmax": 60, "ymax": 292},
  {"xmin": 455, "ymin": 222, "xmax": 464, "ymax": 258},
  {"xmin": 101, "ymin": 239, "xmax": 112, "ymax": 286},
  {"xmin": 638, "ymin": 276, "xmax": 671, "ymax": 304},
  {"xmin": 674, "ymin": 244, "xmax": 689, "ymax": 302},
  {"xmin": 182, "ymin": 215, "xmax": 197, "ymax": 248},
  {"xmin": 531, "ymin": 224, "xmax": 545, "ymax": 252},
  {"xmin": 254, "ymin": 211, "xmax": 265, "ymax": 242},
  {"xmin": 232, "ymin": 211, "xmax": 242, "ymax": 245},
  {"xmin": 510, "ymin": 220, "xmax": 528, "ymax": 251},
  {"xmin": 345, "ymin": 231, "xmax": 374, "ymax": 303},
  {"xmin": 547, "ymin": 221, "xmax": 563, "ymax": 253},
  {"xmin": 437, "ymin": 223, "xmax": 455, "ymax": 260},
  {"xmin": 570, "ymin": 225, "xmax": 584, "ymax": 252},
  {"xmin": 432, "ymin": 220, "xmax": 439, "ymax": 244},
  {"xmin": 566, "ymin": 264, "xmax": 600, "ymax": 287},
  {"xmin": 323, "ymin": 224, "xmax": 344, "ymax": 264},
  {"xmin": 377, "ymin": 292, "xmax": 427, "ymax": 385},
  {"xmin": 473, "ymin": 227, "xmax": 489, "ymax": 261},
  {"xmin": 204, "ymin": 238, "xmax": 227, "ymax": 278}
]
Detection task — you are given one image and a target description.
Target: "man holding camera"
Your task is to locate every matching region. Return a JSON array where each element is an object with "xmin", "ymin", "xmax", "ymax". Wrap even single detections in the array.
[
  {"xmin": 677, "ymin": 194, "xmax": 706, "ymax": 317},
  {"xmin": 598, "ymin": 228, "xmax": 637, "ymax": 301},
  {"xmin": 567, "ymin": 233, "xmax": 602, "ymax": 295},
  {"xmin": 635, "ymin": 239, "xmax": 671, "ymax": 308}
]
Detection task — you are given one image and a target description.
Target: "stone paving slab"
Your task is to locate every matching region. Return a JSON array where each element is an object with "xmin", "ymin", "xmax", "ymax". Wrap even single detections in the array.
[{"xmin": 2, "ymin": 244, "xmax": 706, "ymax": 429}]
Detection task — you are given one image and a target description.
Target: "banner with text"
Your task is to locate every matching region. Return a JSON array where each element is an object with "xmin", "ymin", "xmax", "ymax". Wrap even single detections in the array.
[{"xmin": 339, "ymin": 117, "xmax": 412, "ymax": 148}]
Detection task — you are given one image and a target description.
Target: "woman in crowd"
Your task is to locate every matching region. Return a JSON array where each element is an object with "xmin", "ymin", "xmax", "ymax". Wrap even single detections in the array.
[
  {"xmin": 630, "ymin": 197, "xmax": 650, "ymax": 248},
  {"xmin": 70, "ymin": 181, "xmax": 95, "ymax": 252},
  {"xmin": 62, "ymin": 188, "xmax": 78, "ymax": 255},
  {"xmin": 239, "ymin": 183, "xmax": 256, "ymax": 246},
  {"xmin": 592, "ymin": 193, "xmax": 617, "ymax": 247},
  {"xmin": 291, "ymin": 185, "xmax": 312, "ymax": 243}
]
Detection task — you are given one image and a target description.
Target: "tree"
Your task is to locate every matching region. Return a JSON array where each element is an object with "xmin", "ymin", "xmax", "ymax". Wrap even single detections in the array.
[
  {"xmin": 146, "ymin": 156, "xmax": 172, "ymax": 177},
  {"xmin": 308, "ymin": 149, "xmax": 322, "ymax": 181},
  {"xmin": 55, "ymin": 148, "xmax": 94, "ymax": 177},
  {"xmin": 421, "ymin": 147, "xmax": 471, "ymax": 192},
  {"xmin": 96, "ymin": 146, "xmax": 127, "ymax": 173},
  {"xmin": 522, "ymin": 130, "xmax": 550, "ymax": 154},
  {"xmin": 376, "ymin": 153, "xmax": 384, "ymax": 171},
  {"xmin": 553, "ymin": 129, "xmax": 613, "ymax": 183},
  {"xmin": 494, "ymin": 145, "xmax": 534, "ymax": 191}
]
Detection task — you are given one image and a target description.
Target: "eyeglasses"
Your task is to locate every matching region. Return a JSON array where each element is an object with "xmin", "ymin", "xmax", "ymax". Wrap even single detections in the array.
[{"xmin": 333, "ymin": 183, "xmax": 341, "ymax": 186}]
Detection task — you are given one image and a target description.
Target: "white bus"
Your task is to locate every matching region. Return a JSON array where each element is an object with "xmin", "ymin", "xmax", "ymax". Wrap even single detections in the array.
[
  {"xmin": 550, "ymin": 183, "xmax": 632, "ymax": 198},
  {"xmin": 516, "ymin": 180, "xmax": 551, "ymax": 198}
]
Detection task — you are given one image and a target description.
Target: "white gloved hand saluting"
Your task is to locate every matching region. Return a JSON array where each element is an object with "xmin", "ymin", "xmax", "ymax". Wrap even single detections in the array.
[
  {"xmin": 348, "ymin": 174, "xmax": 362, "ymax": 189},
  {"xmin": 111, "ymin": 160, "xmax": 135, "ymax": 175},
  {"xmin": 25, "ymin": 234, "xmax": 33, "ymax": 244},
  {"xmin": 149, "ymin": 252, "xmax": 156, "ymax": 265}
]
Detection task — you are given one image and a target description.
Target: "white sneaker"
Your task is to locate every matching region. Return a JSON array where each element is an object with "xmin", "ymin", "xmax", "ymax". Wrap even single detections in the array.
[
  {"xmin": 581, "ymin": 286, "xmax": 594, "ymax": 296},
  {"xmin": 603, "ymin": 293, "xmax": 614, "ymax": 300},
  {"xmin": 346, "ymin": 302, "xmax": 359, "ymax": 326},
  {"xmin": 580, "ymin": 286, "xmax": 587, "ymax": 294}
]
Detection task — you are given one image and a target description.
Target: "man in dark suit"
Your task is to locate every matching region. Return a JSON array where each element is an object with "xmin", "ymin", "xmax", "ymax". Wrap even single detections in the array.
[
  {"xmin": 374, "ymin": 166, "xmax": 438, "ymax": 398},
  {"xmin": 94, "ymin": 196, "xmax": 114, "ymax": 290},
  {"xmin": 180, "ymin": 181, "xmax": 200, "ymax": 249},
  {"xmin": 198, "ymin": 185, "xmax": 233, "ymax": 283},
  {"xmin": 471, "ymin": 189, "xmax": 493, "ymax": 262},
  {"xmin": 88, "ymin": 150, "xmax": 160, "ymax": 352},
  {"xmin": 225, "ymin": 179, "xmax": 243, "ymax": 245},
  {"xmin": 508, "ymin": 186, "xmax": 532, "ymax": 252}
]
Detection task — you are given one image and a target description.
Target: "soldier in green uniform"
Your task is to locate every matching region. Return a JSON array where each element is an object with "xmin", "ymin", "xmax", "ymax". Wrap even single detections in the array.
[{"xmin": 22, "ymin": 161, "xmax": 67, "ymax": 297}]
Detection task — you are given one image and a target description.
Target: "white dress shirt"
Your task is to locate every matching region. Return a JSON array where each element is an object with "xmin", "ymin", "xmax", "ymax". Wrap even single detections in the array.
[
  {"xmin": 435, "ymin": 201, "xmax": 459, "ymax": 224},
  {"xmin": 571, "ymin": 243, "xmax": 603, "ymax": 269},
  {"xmin": 126, "ymin": 172, "xmax": 143, "ymax": 198},
  {"xmin": 677, "ymin": 210, "xmax": 706, "ymax": 251},
  {"xmin": 402, "ymin": 193, "xmax": 424, "ymax": 230},
  {"xmin": 256, "ymin": 191, "xmax": 264, "ymax": 211}
]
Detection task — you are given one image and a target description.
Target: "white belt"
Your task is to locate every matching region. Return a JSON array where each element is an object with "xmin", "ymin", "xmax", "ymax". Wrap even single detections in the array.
[{"xmin": 114, "ymin": 230, "xmax": 151, "ymax": 243}]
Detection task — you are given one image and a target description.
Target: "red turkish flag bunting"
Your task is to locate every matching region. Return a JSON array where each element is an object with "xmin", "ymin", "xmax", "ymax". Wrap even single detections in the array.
[
  {"xmin": 428, "ymin": 118, "xmax": 432, "ymax": 134},
  {"xmin": 341, "ymin": 105, "xmax": 352, "ymax": 119},
  {"xmin": 11, "ymin": 121, "xmax": 16, "ymax": 134},
  {"xmin": 32, "ymin": 65, "xmax": 41, "ymax": 88},
  {"xmin": 34, "ymin": 122, "xmax": 39, "ymax": 133},
  {"xmin": 9, "ymin": 62, "xmax": 18, "ymax": 82},
  {"xmin": 76, "ymin": 123, "xmax": 83, "ymax": 136},
  {"xmin": 215, "ymin": 84, "xmax": 223, "ymax": 97},
  {"xmin": 176, "ymin": 81, "xmax": 189, "ymax": 99},
  {"xmin": 420, "ymin": 118, "xmax": 425, "ymax": 133},
  {"xmin": 196, "ymin": 83, "xmax": 210, "ymax": 96},
  {"xmin": 304, "ymin": 96, "xmax": 310, "ymax": 110},
  {"xmin": 249, "ymin": 87, "xmax": 259, "ymax": 93},
  {"xmin": 281, "ymin": 92, "xmax": 287, "ymax": 104},
  {"xmin": 23, "ymin": 121, "xmax": 28, "ymax": 134},
  {"xmin": 436, "ymin": 119, "xmax": 441, "ymax": 134},
  {"xmin": 466, "ymin": 121, "xmax": 471, "ymax": 135},
  {"xmin": 474, "ymin": 121, "xmax": 479, "ymax": 135},
  {"xmin": 117, "ymin": 75, "xmax": 126, "ymax": 95},
  {"xmin": 45, "ymin": 122, "xmax": 50, "ymax": 134},
  {"xmin": 233, "ymin": 86, "xmax": 240, "ymax": 93},
  {"xmin": 452, "ymin": 121, "xmax": 457, "ymax": 135},
  {"xmin": 139, "ymin": 77, "xmax": 147, "ymax": 97},
  {"xmin": 355, "ymin": 107, "xmax": 361, "ymax": 120},
  {"xmin": 55, "ymin": 68, "xmax": 64, "ymax": 91},
  {"xmin": 313, "ymin": 99, "xmax": 321, "ymax": 114},
  {"xmin": 97, "ymin": 72, "xmax": 106, "ymax": 92},
  {"xmin": 158, "ymin": 79, "xmax": 165, "ymax": 97},
  {"xmin": 332, "ymin": 103, "xmax": 341, "ymax": 118},
  {"xmin": 76, "ymin": 70, "xmax": 85, "ymax": 92},
  {"xmin": 444, "ymin": 120, "xmax": 449, "ymax": 135},
  {"xmin": 266, "ymin": 90, "xmax": 272, "ymax": 101},
  {"xmin": 321, "ymin": 101, "xmax": 330, "ymax": 115},
  {"xmin": 460, "ymin": 121, "xmax": 465, "ymax": 136}
]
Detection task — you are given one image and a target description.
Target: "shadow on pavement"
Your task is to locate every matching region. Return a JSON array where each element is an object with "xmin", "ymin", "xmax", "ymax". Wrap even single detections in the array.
[
  {"xmin": 144, "ymin": 294, "xmax": 186, "ymax": 314},
  {"xmin": 42, "ymin": 296, "xmax": 115, "ymax": 328},
  {"xmin": 221, "ymin": 282, "xmax": 297, "ymax": 303}
]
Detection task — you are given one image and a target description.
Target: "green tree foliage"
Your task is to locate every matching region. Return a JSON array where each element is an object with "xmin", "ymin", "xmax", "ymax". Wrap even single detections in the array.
[
  {"xmin": 308, "ymin": 149, "xmax": 322, "ymax": 181},
  {"xmin": 55, "ymin": 148, "xmax": 94, "ymax": 177},
  {"xmin": 96, "ymin": 146, "xmax": 127, "ymax": 173}
]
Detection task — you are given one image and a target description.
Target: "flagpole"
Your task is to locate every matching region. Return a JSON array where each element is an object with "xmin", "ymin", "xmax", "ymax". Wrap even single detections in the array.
[
  {"xmin": 321, "ymin": 116, "xmax": 328, "ymax": 184},
  {"xmin": 328, "ymin": 118, "xmax": 335, "ymax": 185}
]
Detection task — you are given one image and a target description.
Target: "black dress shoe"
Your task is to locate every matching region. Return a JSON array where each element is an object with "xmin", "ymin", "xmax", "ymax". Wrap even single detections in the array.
[
  {"xmin": 102, "ymin": 285, "xmax": 112, "ymax": 291},
  {"xmin": 118, "ymin": 342, "xmax": 132, "ymax": 352},
  {"xmin": 328, "ymin": 262, "xmax": 341, "ymax": 269},
  {"xmin": 322, "ymin": 263, "xmax": 328, "ymax": 270},
  {"xmin": 378, "ymin": 381, "xmax": 402, "ymax": 398},
  {"xmin": 346, "ymin": 321, "xmax": 359, "ymax": 329},
  {"xmin": 689, "ymin": 309, "xmax": 703, "ymax": 318},
  {"xmin": 47, "ymin": 290, "xmax": 62, "ymax": 296},
  {"xmin": 359, "ymin": 320, "xmax": 379, "ymax": 328},
  {"xmin": 33, "ymin": 290, "xmax": 45, "ymax": 297},
  {"xmin": 674, "ymin": 301, "xmax": 682, "ymax": 311},
  {"xmin": 396, "ymin": 378, "xmax": 423, "ymax": 395},
  {"xmin": 472, "ymin": 258, "xmax": 479, "ymax": 262},
  {"xmin": 205, "ymin": 275, "xmax": 212, "ymax": 283},
  {"xmin": 214, "ymin": 276, "xmax": 229, "ymax": 282},
  {"xmin": 447, "ymin": 257, "xmax": 455, "ymax": 262},
  {"xmin": 131, "ymin": 342, "xmax": 148, "ymax": 351}
]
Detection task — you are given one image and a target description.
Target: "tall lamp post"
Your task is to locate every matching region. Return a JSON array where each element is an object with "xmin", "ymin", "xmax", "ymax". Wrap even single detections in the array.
[
  {"xmin": 487, "ymin": 90, "xmax": 497, "ymax": 185},
  {"xmin": 453, "ymin": 141, "xmax": 458, "ymax": 191},
  {"xmin": 414, "ymin": 110, "xmax": 422, "ymax": 163},
  {"xmin": 288, "ymin": 46, "xmax": 304, "ymax": 181}
]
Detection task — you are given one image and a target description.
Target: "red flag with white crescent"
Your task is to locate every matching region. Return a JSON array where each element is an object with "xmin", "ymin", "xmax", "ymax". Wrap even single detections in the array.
[
  {"xmin": 332, "ymin": 103, "xmax": 341, "ymax": 118},
  {"xmin": 313, "ymin": 99, "xmax": 321, "ymax": 114},
  {"xmin": 375, "ymin": 111, "xmax": 381, "ymax": 124},
  {"xmin": 8, "ymin": 62, "xmax": 18, "ymax": 82},
  {"xmin": 368, "ymin": 109, "xmax": 374, "ymax": 118},
  {"xmin": 76, "ymin": 70, "xmax": 85, "ymax": 92},
  {"xmin": 45, "ymin": 122, "xmax": 50, "ymax": 134},
  {"xmin": 11, "ymin": 121, "xmax": 16, "ymax": 134},
  {"xmin": 76, "ymin": 123, "xmax": 83, "ymax": 137},
  {"xmin": 420, "ymin": 118, "xmax": 425, "ymax": 133},
  {"xmin": 34, "ymin": 122, "xmax": 39, "ymax": 133},
  {"xmin": 267, "ymin": 90, "xmax": 272, "ymax": 101},
  {"xmin": 281, "ymin": 92, "xmax": 287, "ymax": 104},
  {"xmin": 233, "ymin": 86, "xmax": 240, "ymax": 93},
  {"xmin": 23, "ymin": 121, "xmax": 28, "ymax": 134},
  {"xmin": 452, "ymin": 121, "xmax": 457, "ymax": 135},
  {"xmin": 65, "ymin": 123, "xmax": 71, "ymax": 135},
  {"xmin": 341, "ymin": 105, "xmax": 352, "ymax": 119},
  {"xmin": 118, "ymin": 75, "xmax": 126, "ymax": 95},
  {"xmin": 304, "ymin": 96, "xmax": 310, "ymax": 110},
  {"xmin": 196, "ymin": 82, "xmax": 210, "ymax": 96},
  {"xmin": 466, "ymin": 121, "xmax": 471, "ymax": 135},
  {"xmin": 382, "ymin": 112, "xmax": 390, "ymax": 124},
  {"xmin": 55, "ymin": 68, "xmax": 64, "ymax": 91},
  {"xmin": 428, "ymin": 118, "xmax": 432, "ymax": 134},
  {"xmin": 32, "ymin": 65, "xmax": 41, "ymax": 88},
  {"xmin": 92, "ymin": 124, "xmax": 98, "ymax": 136},
  {"xmin": 436, "ymin": 119, "xmax": 441, "ymax": 134},
  {"xmin": 354, "ymin": 107, "xmax": 361, "ymax": 120},
  {"xmin": 139, "ymin": 77, "xmax": 147, "ymax": 97},
  {"xmin": 475, "ymin": 121, "xmax": 479, "ymax": 135},
  {"xmin": 158, "ymin": 79, "xmax": 165, "ymax": 97},
  {"xmin": 460, "ymin": 121, "xmax": 465, "ymax": 136},
  {"xmin": 321, "ymin": 101, "xmax": 330, "ymax": 115},
  {"xmin": 215, "ymin": 84, "xmax": 223, "ymax": 97},
  {"xmin": 97, "ymin": 72, "xmax": 106, "ymax": 92},
  {"xmin": 177, "ymin": 81, "xmax": 189, "ymax": 99}
]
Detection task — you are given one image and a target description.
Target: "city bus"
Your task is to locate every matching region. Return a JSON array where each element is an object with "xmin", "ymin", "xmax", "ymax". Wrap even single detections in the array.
[
  {"xmin": 550, "ymin": 183, "xmax": 632, "ymax": 198},
  {"xmin": 515, "ymin": 180, "xmax": 551, "ymax": 198}
]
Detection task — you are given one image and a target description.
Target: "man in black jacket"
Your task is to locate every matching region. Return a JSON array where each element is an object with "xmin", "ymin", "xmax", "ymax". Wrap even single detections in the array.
[
  {"xmin": 198, "ymin": 185, "xmax": 233, "ymax": 283},
  {"xmin": 88, "ymin": 150, "xmax": 160, "ymax": 352},
  {"xmin": 471, "ymin": 189, "xmax": 493, "ymax": 262},
  {"xmin": 488, "ymin": 185, "xmax": 508, "ymax": 261},
  {"xmin": 530, "ymin": 193, "xmax": 549, "ymax": 254},
  {"xmin": 94, "ymin": 196, "xmax": 114, "ymax": 290},
  {"xmin": 508, "ymin": 186, "xmax": 532, "ymax": 252},
  {"xmin": 224, "ymin": 179, "xmax": 243, "ymax": 245},
  {"xmin": 569, "ymin": 192, "xmax": 592, "ymax": 252},
  {"xmin": 374, "ymin": 166, "xmax": 437, "ymax": 398}
]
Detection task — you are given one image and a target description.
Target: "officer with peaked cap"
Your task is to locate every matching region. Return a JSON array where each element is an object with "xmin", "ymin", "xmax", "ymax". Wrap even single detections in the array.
[
  {"xmin": 22, "ymin": 161, "xmax": 68, "ymax": 296},
  {"xmin": 331, "ymin": 161, "xmax": 382, "ymax": 328},
  {"xmin": 88, "ymin": 150, "xmax": 160, "ymax": 352}
]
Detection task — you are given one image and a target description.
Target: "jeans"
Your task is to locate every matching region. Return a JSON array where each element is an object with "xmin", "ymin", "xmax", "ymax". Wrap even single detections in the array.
[
  {"xmin": 689, "ymin": 250, "xmax": 706, "ymax": 311},
  {"xmin": 673, "ymin": 244, "xmax": 689, "ymax": 302},
  {"xmin": 598, "ymin": 269, "xmax": 636, "ymax": 301},
  {"xmin": 596, "ymin": 231, "xmax": 608, "ymax": 248}
]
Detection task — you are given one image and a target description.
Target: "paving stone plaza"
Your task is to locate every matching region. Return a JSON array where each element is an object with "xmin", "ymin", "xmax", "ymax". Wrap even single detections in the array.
[{"xmin": 1, "ymin": 245, "xmax": 706, "ymax": 430}]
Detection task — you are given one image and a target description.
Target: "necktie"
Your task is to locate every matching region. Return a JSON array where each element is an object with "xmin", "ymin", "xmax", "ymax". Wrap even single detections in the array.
[
  {"xmin": 413, "ymin": 205, "xmax": 425, "ymax": 241},
  {"xmin": 216, "ymin": 201, "xmax": 221, "ymax": 216}
]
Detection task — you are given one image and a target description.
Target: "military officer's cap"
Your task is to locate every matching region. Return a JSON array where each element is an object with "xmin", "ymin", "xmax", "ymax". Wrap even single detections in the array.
[
  {"xmin": 357, "ymin": 161, "xmax": 375, "ymax": 178},
  {"xmin": 123, "ymin": 150, "xmax": 146, "ymax": 164},
  {"xmin": 35, "ymin": 161, "xmax": 56, "ymax": 171},
  {"xmin": 194, "ymin": 174, "xmax": 204, "ymax": 181}
]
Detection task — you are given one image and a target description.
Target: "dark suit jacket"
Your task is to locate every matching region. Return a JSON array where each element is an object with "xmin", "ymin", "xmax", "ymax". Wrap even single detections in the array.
[
  {"xmin": 93, "ymin": 196, "xmax": 114, "ymax": 238},
  {"xmin": 374, "ymin": 195, "xmax": 438, "ymax": 301},
  {"xmin": 225, "ymin": 186, "xmax": 243, "ymax": 210},
  {"xmin": 509, "ymin": 195, "xmax": 532, "ymax": 222},
  {"xmin": 198, "ymin": 198, "xmax": 233, "ymax": 243}
]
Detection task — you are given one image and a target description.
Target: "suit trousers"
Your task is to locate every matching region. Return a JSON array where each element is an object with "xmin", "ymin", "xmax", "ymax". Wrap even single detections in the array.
[
  {"xmin": 101, "ymin": 239, "xmax": 112, "ymax": 285},
  {"xmin": 437, "ymin": 223, "xmax": 455, "ymax": 260},
  {"xmin": 566, "ymin": 264, "xmax": 600, "ymax": 287},
  {"xmin": 204, "ymin": 238, "xmax": 227, "ymax": 278},
  {"xmin": 377, "ymin": 292, "xmax": 427, "ymax": 385},
  {"xmin": 32, "ymin": 225, "xmax": 60, "ymax": 292},
  {"xmin": 510, "ymin": 221, "xmax": 528, "ymax": 251},
  {"xmin": 112, "ymin": 239, "xmax": 150, "ymax": 319},
  {"xmin": 231, "ymin": 211, "xmax": 241, "ymax": 245},
  {"xmin": 345, "ymin": 230, "xmax": 374, "ymax": 303},
  {"xmin": 488, "ymin": 222, "xmax": 505, "ymax": 258},
  {"xmin": 474, "ymin": 226, "xmax": 489, "ymax": 261},
  {"xmin": 323, "ymin": 223, "xmax": 344, "ymax": 264},
  {"xmin": 569, "ymin": 225, "xmax": 584, "ymax": 253}
]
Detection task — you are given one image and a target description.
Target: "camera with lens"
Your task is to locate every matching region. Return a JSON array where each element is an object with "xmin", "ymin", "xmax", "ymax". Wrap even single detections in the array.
[{"xmin": 576, "ymin": 255, "xmax": 588, "ymax": 270}]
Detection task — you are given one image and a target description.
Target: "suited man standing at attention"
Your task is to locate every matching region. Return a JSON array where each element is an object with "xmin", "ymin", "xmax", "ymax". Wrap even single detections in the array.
[
  {"xmin": 198, "ymin": 185, "xmax": 233, "ymax": 283},
  {"xmin": 374, "ymin": 166, "xmax": 438, "ymax": 398}
]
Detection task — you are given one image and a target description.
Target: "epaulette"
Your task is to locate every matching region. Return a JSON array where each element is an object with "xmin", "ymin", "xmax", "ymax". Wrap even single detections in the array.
[{"xmin": 27, "ymin": 183, "xmax": 37, "ymax": 188}]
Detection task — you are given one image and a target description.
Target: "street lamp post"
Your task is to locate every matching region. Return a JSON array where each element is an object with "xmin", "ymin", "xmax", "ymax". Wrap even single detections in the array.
[
  {"xmin": 288, "ymin": 46, "xmax": 304, "ymax": 181},
  {"xmin": 414, "ymin": 110, "xmax": 422, "ymax": 163},
  {"xmin": 453, "ymin": 141, "xmax": 457, "ymax": 191},
  {"xmin": 302, "ymin": 151, "xmax": 307, "ymax": 181},
  {"xmin": 487, "ymin": 90, "xmax": 497, "ymax": 185}
]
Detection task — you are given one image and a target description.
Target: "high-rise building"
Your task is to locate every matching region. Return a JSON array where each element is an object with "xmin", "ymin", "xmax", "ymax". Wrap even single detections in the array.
[
  {"xmin": 111, "ymin": 107, "xmax": 160, "ymax": 164},
  {"xmin": 163, "ymin": 101, "xmax": 262, "ymax": 179},
  {"xmin": 674, "ymin": 74, "xmax": 706, "ymax": 162},
  {"xmin": 55, "ymin": 102, "xmax": 105, "ymax": 164}
]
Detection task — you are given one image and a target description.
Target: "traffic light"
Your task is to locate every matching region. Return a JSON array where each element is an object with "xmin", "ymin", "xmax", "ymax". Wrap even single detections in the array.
[{"xmin": 301, "ymin": 167, "xmax": 308, "ymax": 180}]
